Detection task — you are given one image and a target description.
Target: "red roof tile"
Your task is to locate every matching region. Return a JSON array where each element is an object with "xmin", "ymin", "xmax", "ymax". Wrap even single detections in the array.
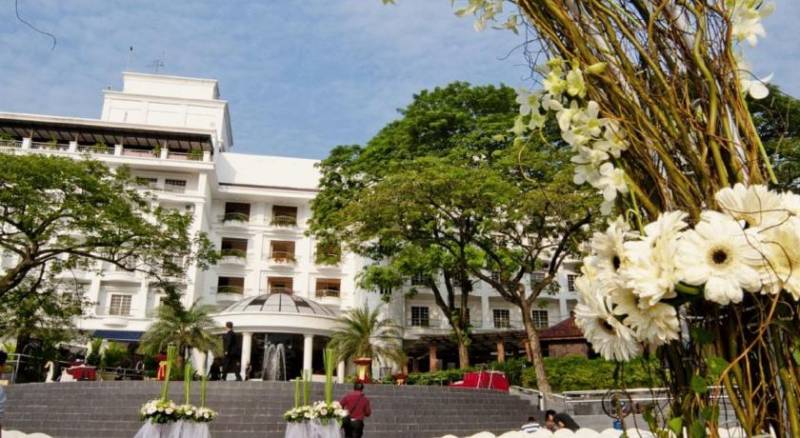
[{"xmin": 538, "ymin": 316, "xmax": 584, "ymax": 340}]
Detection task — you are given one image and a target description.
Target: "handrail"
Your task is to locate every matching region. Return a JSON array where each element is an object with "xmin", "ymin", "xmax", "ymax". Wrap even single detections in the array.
[
  {"xmin": 221, "ymin": 212, "xmax": 250, "ymax": 223},
  {"xmin": 270, "ymin": 214, "xmax": 298, "ymax": 226},
  {"xmin": 270, "ymin": 250, "xmax": 296, "ymax": 262},
  {"xmin": 315, "ymin": 288, "xmax": 341, "ymax": 298}
]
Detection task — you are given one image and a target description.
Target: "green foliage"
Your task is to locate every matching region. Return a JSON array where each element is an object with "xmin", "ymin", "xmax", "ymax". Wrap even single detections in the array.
[
  {"xmin": 0, "ymin": 154, "xmax": 218, "ymax": 338},
  {"xmin": 188, "ymin": 149, "xmax": 204, "ymax": 161},
  {"xmin": 327, "ymin": 305, "xmax": 401, "ymax": 363},
  {"xmin": 749, "ymin": 86, "xmax": 800, "ymax": 192},
  {"xmin": 138, "ymin": 293, "xmax": 221, "ymax": 358},
  {"xmin": 91, "ymin": 141, "xmax": 109, "ymax": 153},
  {"xmin": 100, "ymin": 341, "xmax": 128, "ymax": 368},
  {"xmin": 520, "ymin": 356, "xmax": 660, "ymax": 392},
  {"xmin": 86, "ymin": 338, "xmax": 103, "ymax": 366},
  {"xmin": 405, "ymin": 356, "xmax": 660, "ymax": 392}
]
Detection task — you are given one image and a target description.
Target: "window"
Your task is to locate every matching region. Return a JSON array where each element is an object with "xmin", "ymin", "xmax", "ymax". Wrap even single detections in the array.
[
  {"xmin": 531, "ymin": 271, "xmax": 546, "ymax": 285},
  {"xmin": 411, "ymin": 306, "xmax": 430, "ymax": 327},
  {"xmin": 217, "ymin": 276, "xmax": 244, "ymax": 294},
  {"xmin": 493, "ymin": 309, "xmax": 511, "ymax": 329},
  {"xmin": 532, "ymin": 310, "xmax": 549, "ymax": 329},
  {"xmin": 490, "ymin": 271, "xmax": 500, "ymax": 282},
  {"xmin": 411, "ymin": 273, "xmax": 427, "ymax": 286},
  {"xmin": 223, "ymin": 202, "xmax": 250, "ymax": 222},
  {"xmin": 567, "ymin": 274, "xmax": 578, "ymax": 292},
  {"xmin": 109, "ymin": 294, "xmax": 132, "ymax": 316},
  {"xmin": 164, "ymin": 178, "xmax": 187, "ymax": 193},
  {"xmin": 316, "ymin": 278, "xmax": 341, "ymax": 298},
  {"xmin": 135, "ymin": 176, "xmax": 157, "ymax": 188},
  {"xmin": 270, "ymin": 240, "xmax": 296, "ymax": 262},
  {"xmin": 268, "ymin": 276, "xmax": 294, "ymax": 294},
  {"xmin": 221, "ymin": 238, "xmax": 248, "ymax": 258},
  {"xmin": 271, "ymin": 205, "xmax": 298, "ymax": 226}
]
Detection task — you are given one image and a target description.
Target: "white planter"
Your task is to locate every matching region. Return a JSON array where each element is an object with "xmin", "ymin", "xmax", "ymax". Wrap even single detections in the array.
[
  {"xmin": 180, "ymin": 421, "xmax": 212, "ymax": 438},
  {"xmin": 133, "ymin": 421, "xmax": 180, "ymax": 438},
  {"xmin": 285, "ymin": 421, "xmax": 311, "ymax": 438},
  {"xmin": 310, "ymin": 419, "xmax": 342, "ymax": 438},
  {"xmin": 133, "ymin": 420, "xmax": 212, "ymax": 438}
]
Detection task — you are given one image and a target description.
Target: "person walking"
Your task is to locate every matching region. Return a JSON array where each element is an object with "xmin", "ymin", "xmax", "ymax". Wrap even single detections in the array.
[
  {"xmin": 222, "ymin": 321, "xmax": 242, "ymax": 381},
  {"xmin": 339, "ymin": 382, "xmax": 371, "ymax": 438}
]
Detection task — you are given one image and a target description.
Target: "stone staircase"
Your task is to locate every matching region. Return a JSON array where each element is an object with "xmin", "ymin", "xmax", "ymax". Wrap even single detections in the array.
[{"xmin": 3, "ymin": 381, "xmax": 538, "ymax": 438}]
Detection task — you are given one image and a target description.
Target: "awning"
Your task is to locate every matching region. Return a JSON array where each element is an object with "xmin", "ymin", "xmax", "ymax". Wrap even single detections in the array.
[{"xmin": 92, "ymin": 330, "xmax": 144, "ymax": 342}]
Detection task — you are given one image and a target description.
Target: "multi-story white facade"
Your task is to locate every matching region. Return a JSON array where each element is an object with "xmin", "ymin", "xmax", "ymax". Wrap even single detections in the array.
[{"xmin": 0, "ymin": 72, "xmax": 581, "ymax": 377}]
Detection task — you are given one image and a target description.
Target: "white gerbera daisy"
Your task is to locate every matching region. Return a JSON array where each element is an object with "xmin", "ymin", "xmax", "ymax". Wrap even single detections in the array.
[
  {"xmin": 758, "ymin": 217, "xmax": 800, "ymax": 300},
  {"xmin": 593, "ymin": 162, "xmax": 628, "ymax": 202},
  {"xmin": 677, "ymin": 211, "xmax": 763, "ymax": 305},
  {"xmin": 587, "ymin": 216, "xmax": 631, "ymax": 278},
  {"xmin": 715, "ymin": 183, "xmax": 787, "ymax": 230},
  {"xmin": 621, "ymin": 211, "xmax": 687, "ymax": 306},
  {"xmin": 574, "ymin": 268, "xmax": 643, "ymax": 361},
  {"xmin": 610, "ymin": 287, "xmax": 680, "ymax": 347}
]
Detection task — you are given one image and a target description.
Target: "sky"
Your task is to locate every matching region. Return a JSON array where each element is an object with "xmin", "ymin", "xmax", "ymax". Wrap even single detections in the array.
[{"xmin": 0, "ymin": 1, "xmax": 797, "ymax": 159}]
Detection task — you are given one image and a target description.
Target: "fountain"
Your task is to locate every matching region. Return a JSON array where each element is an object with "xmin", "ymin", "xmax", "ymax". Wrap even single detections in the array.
[{"xmin": 261, "ymin": 342, "xmax": 287, "ymax": 381}]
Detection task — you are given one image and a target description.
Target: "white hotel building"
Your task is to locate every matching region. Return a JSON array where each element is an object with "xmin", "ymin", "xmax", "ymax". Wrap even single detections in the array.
[{"xmin": 0, "ymin": 73, "xmax": 583, "ymax": 379}]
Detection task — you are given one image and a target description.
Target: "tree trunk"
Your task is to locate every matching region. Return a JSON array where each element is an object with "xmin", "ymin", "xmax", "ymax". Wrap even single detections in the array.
[
  {"xmin": 520, "ymin": 300, "xmax": 551, "ymax": 394},
  {"xmin": 452, "ymin": 325, "xmax": 470, "ymax": 369}
]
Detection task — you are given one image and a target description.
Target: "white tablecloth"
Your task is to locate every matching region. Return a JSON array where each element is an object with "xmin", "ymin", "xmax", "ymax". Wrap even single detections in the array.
[
  {"xmin": 309, "ymin": 419, "xmax": 342, "ymax": 438},
  {"xmin": 285, "ymin": 422, "xmax": 311, "ymax": 438},
  {"xmin": 133, "ymin": 421, "xmax": 211, "ymax": 438}
]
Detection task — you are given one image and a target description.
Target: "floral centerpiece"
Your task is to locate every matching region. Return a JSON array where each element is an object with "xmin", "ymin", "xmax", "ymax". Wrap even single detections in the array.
[
  {"xmin": 284, "ymin": 372, "xmax": 314, "ymax": 438},
  {"xmin": 135, "ymin": 346, "xmax": 217, "ymax": 438},
  {"xmin": 448, "ymin": 0, "xmax": 798, "ymax": 435},
  {"xmin": 309, "ymin": 350, "xmax": 346, "ymax": 438}
]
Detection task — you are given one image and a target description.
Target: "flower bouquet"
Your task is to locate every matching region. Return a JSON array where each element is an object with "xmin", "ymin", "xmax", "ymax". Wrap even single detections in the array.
[
  {"xmin": 309, "ymin": 348, "xmax": 346, "ymax": 438},
  {"xmin": 284, "ymin": 372, "xmax": 314, "ymax": 438},
  {"xmin": 174, "ymin": 364, "xmax": 217, "ymax": 438},
  {"xmin": 135, "ymin": 345, "xmax": 182, "ymax": 438},
  {"xmin": 452, "ymin": 0, "xmax": 798, "ymax": 434}
]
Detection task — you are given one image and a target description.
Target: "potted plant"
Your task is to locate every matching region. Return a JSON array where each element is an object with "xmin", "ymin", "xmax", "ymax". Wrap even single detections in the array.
[
  {"xmin": 327, "ymin": 305, "xmax": 400, "ymax": 384},
  {"xmin": 188, "ymin": 149, "xmax": 203, "ymax": 161},
  {"xmin": 99, "ymin": 341, "xmax": 127, "ymax": 381},
  {"xmin": 153, "ymin": 144, "xmax": 162, "ymax": 158},
  {"xmin": 86, "ymin": 338, "xmax": 102, "ymax": 367},
  {"xmin": 391, "ymin": 350, "xmax": 409, "ymax": 385}
]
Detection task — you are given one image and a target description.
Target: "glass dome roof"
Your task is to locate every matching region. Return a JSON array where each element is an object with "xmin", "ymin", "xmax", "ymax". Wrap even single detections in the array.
[{"xmin": 221, "ymin": 293, "xmax": 337, "ymax": 316}]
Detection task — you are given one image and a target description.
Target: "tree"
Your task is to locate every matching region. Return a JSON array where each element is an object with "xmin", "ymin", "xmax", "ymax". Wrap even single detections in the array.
[
  {"xmin": 137, "ymin": 298, "xmax": 221, "ymax": 359},
  {"xmin": 328, "ymin": 305, "xmax": 401, "ymax": 364},
  {"xmin": 749, "ymin": 85, "xmax": 800, "ymax": 192},
  {"xmin": 0, "ymin": 154, "xmax": 218, "ymax": 335},
  {"xmin": 310, "ymin": 82, "xmax": 522, "ymax": 368}
]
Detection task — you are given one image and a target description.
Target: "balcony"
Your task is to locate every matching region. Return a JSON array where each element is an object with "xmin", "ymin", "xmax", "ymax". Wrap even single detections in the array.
[
  {"xmin": 315, "ymin": 288, "xmax": 340, "ymax": 299},
  {"xmin": 30, "ymin": 141, "xmax": 70, "ymax": 152},
  {"xmin": 270, "ymin": 206, "xmax": 298, "ymax": 228},
  {"xmin": 95, "ymin": 307, "xmax": 140, "ymax": 327},
  {"xmin": 265, "ymin": 287, "xmax": 295, "ymax": 295},
  {"xmin": 0, "ymin": 139, "xmax": 22, "ymax": 151},
  {"xmin": 268, "ymin": 251, "xmax": 297, "ymax": 267},
  {"xmin": 211, "ymin": 285, "xmax": 247, "ymax": 305},
  {"xmin": 219, "ymin": 249, "xmax": 247, "ymax": 266},
  {"xmin": 219, "ymin": 212, "xmax": 250, "ymax": 228}
]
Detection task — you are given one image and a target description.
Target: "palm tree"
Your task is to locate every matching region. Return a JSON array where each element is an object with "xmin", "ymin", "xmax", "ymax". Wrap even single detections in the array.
[
  {"xmin": 328, "ymin": 305, "xmax": 401, "ymax": 364},
  {"xmin": 138, "ymin": 302, "xmax": 221, "ymax": 359}
]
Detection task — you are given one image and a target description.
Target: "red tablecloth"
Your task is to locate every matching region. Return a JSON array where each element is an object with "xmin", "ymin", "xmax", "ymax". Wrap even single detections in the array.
[
  {"xmin": 67, "ymin": 365, "xmax": 97, "ymax": 381},
  {"xmin": 449, "ymin": 370, "xmax": 509, "ymax": 392}
]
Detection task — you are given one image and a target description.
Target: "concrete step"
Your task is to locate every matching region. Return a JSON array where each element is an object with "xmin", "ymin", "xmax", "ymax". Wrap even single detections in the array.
[{"xmin": 3, "ymin": 382, "xmax": 539, "ymax": 438}]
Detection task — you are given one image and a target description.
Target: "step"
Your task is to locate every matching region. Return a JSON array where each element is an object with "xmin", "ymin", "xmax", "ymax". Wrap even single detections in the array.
[{"xmin": 3, "ymin": 382, "xmax": 538, "ymax": 438}]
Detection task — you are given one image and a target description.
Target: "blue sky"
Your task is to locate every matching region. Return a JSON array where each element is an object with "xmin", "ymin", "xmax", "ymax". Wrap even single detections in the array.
[{"xmin": 0, "ymin": 1, "xmax": 797, "ymax": 159}]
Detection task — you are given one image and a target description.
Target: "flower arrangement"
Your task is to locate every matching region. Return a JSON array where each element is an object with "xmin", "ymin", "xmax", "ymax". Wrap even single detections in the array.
[
  {"xmin": 139, "ymin": 399, "xmax": 180, "ymax": 424},
  {"xmin": 310, "ymin": 401, "xmax": 347, "ymax": 424},
  {"xmin": 446, "ymin": 0, "xmax": 796, "ymax": 435},
  {"xmin": 283, "ymin": 405, "xmax": 317, "ymax": 423}
]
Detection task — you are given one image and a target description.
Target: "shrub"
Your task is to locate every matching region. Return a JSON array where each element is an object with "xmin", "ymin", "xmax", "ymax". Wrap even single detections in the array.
[
  {"xmin": 403, "ymin": 356, "xmax": 661, "ymax": 392},
  {"xmin": 520, "ymin": 355, "xmax": 661, "ymax": 392},
  {"xmin": 100, "ymin": 341, "xmax": 128, "ymax": 368},
  {"xmin": 86, "ymin": 338, "xmax": 103, "ymax": 366}
]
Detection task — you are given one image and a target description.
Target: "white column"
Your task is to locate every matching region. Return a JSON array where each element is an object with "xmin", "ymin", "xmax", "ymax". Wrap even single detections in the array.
[
  {"xmin": 481, "ymin": 292, "xmax": 491, "ymax": 329},
  {"xmin": 21, "ymin": 138, "xmax": 31, "ymax": 149},
  {"xmin": 240, "ymin": 332, "xmax": 253, "ymax": 379},
  {"xmin": 303, "ymin": 334, "xmax": 314, "ymax": 374},
  {"xmin": 68, "ymin": 140, "xmax": 78, "ymax": 152},
  {"xmin": 337, "ymin": 361, "xmax": 346, "ymax": 384},
  {"xmin": 558, "ymin": 296, "xmax": 569, "ymax": 322}
]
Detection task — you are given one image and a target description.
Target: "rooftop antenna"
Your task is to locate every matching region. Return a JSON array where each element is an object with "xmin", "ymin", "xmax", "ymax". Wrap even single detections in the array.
[
  {"xmin": 148, "ymin": 51, "xmax": 166, "ymax": 74},
  {"xmin": 126, "ymin": 46, "xmax": 133, "ymax": 71}
]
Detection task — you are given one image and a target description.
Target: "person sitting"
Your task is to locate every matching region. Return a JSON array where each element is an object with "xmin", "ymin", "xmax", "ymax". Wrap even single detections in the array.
[
  {"xmin": 554, "ymin": 412, "xmax": 580, "ymax": 431},
  {"xmin": 520, "ymin": 416, "xmax": 540, "ymax": 433},
  {"xmin": 543, "ymin": 409, "xmax": 557, "ymax": 431}
]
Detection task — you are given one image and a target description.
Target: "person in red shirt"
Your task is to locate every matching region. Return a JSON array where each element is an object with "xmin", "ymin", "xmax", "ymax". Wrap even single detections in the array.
[{"xmin": 339, "ymin": 382, "xmax": 371, "ymax": 438}]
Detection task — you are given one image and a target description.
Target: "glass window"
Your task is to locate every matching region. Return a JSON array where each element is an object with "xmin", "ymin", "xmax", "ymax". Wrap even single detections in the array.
[
  {"xmin": 164, "ymin": 178, "xmax": 187, "ymax": 193},
  {"xmin": 109, "ymin": 294, "xmax": 132, "ymax": 316},
  {"xmin": 411, "ymin": 306, "xmax": 430, "ymax": 327},
  {"xmin": 410, "ymin": 273, "xmax": 427, "ymax": 286},
  {"xmin": 531, "ymin": 310, "xmax": 549, "ymax": 329},
  {"xmin": 531, "ymin": 271, "xmax": 546, "ymax": 285},
  {"xmin": 316, "ymin": 279, "xmax": 341, "ymax": 298},
  {"xmin": 455, "ymin": 307, "xmax": 471, "ymax": 324},
  {"xmin": 135, "ymin": 176, "xmax": 157, "ymax": 188},
  {"xmin": 567, "ymin": 274, "xmax": 578, "ymax": 292},
  {"xmin": 493, "ymin": 309, "xmax": 510, "ymax": 329},
  {"xmin": 490, "ymin": 271, "xmax": 500, "ymax": 282}
]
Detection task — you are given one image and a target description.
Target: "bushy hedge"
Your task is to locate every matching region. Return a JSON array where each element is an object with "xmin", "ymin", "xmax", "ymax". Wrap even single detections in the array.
[
  {"xmin": 521, "ymin": 356, "xmax": 660, "ymax": 392},
  {"xmin": 404, "ymin": 356, "xmax": 661, "ymax": 392}
]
